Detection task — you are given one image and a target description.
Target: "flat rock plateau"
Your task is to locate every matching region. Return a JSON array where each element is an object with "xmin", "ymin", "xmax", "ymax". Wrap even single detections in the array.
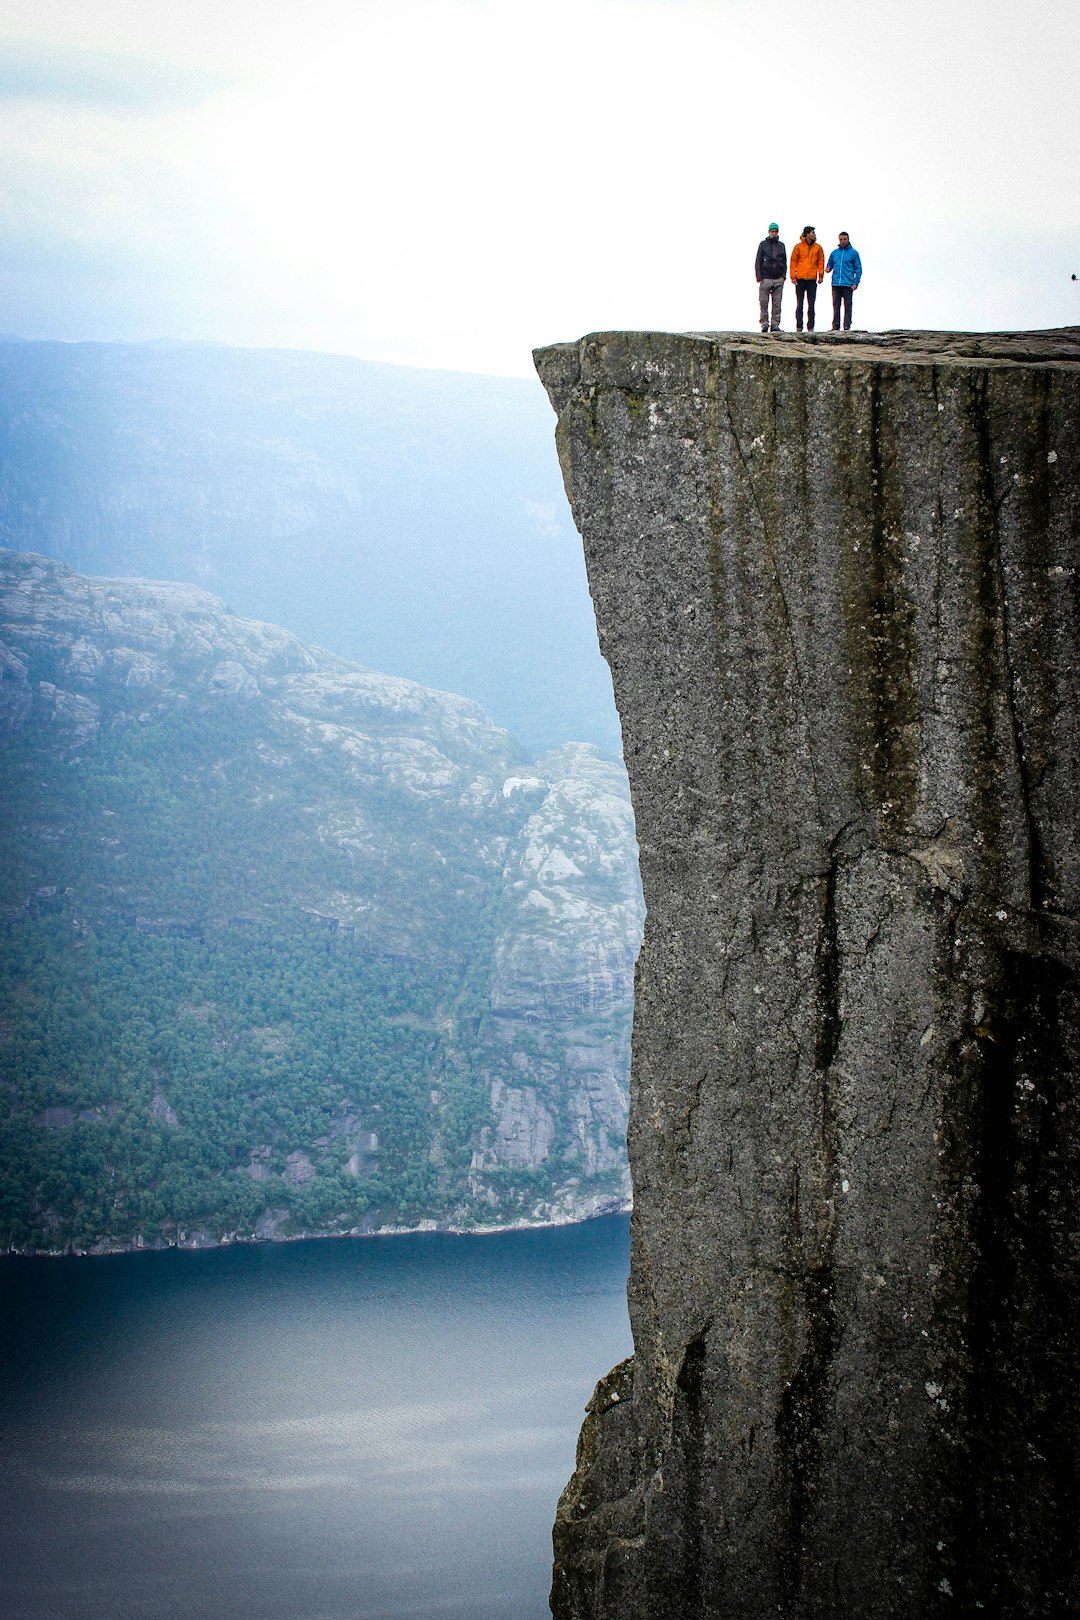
[{"xmin": 535, "ymin": 329, "xmax": 1080, "ymax": 1618}]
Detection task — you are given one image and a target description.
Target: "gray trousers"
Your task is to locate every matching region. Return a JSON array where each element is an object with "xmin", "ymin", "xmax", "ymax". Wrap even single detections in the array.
[{"xmin": 758, "ymin": 277, "xmax": 784, "ymax": 330}]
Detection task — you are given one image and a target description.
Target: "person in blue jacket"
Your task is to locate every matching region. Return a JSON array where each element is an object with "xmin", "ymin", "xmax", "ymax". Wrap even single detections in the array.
[{"xmin": 826, "ymin": 231, "xmax": 862, "ymax": 330}]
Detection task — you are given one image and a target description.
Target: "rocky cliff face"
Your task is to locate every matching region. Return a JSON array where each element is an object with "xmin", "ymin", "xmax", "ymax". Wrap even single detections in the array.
[
  {"xmin": 535, "ymin": 329, "xmax": 1080, "ymax": 1619},
  {"xmin": 0, "ymin": 550, "xmax": 640, "ymax": 1249}
]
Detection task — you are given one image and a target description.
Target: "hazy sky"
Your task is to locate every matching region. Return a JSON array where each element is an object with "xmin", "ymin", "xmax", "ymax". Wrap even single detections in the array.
[{"xmin": 0, "ymin": 0, "xmax": 1076, "ymax": 376}]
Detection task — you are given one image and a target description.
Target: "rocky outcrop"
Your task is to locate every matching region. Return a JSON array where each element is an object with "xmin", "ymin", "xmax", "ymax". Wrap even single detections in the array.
[
  {"xmin": 491, "ymin": 744, "xmax": 640, "ymax": 1021},
  {"xmin": 0, "ymin": 642, "xmax": 30, "ymax": 732},
  {"xmin": 464, "ymin": 742, "xmax": 640, "ymax": 1215},
  {"xmin": 535, "ymin": 330, "xmax": 1080, "ymax": 1618},
  {"xmin": 0, "ymin": 551, "xmax": 318, "ymax": 685}
]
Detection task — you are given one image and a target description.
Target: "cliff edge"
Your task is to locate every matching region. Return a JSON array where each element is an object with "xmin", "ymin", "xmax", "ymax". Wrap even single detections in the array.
[{"xmin": 534, "ymin": 329, "xmax": 1080, "ymax": 1618}]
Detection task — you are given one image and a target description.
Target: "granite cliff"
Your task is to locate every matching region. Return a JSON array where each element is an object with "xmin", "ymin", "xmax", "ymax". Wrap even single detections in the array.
[
  {"xmin": 535, "ymin": 329, "xmax": 1080, "ymax": 1618},
  {"xmin": 0, "ymin": 550, "xmax": 641, "ymax": 1250}
]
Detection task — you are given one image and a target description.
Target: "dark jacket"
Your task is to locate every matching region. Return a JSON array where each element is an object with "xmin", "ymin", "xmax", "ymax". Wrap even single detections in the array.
[{"xmin": 755, "ymin": 237, "xmax": 787, "ymax": 280}]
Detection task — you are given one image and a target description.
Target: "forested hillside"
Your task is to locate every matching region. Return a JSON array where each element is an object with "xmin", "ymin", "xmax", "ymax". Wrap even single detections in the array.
[{"xmin": 0, "ymin": 551, "xmax": 641, "ymax": 1252}]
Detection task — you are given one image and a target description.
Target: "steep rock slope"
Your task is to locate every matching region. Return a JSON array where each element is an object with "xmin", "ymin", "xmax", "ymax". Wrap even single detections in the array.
[
  {"xmin": 535, "ymin": 329, "xmax": 1080, "ymax": 1619},
  {"xmin": 0, "ymin": 550, "xmax": 641, "ymax": 1251}
]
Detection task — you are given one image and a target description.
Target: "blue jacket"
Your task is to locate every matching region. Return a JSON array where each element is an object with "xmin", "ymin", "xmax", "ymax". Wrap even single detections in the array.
[{"xmin": 826, "ymin": 243, "xmax": 862, "ymax": 287}]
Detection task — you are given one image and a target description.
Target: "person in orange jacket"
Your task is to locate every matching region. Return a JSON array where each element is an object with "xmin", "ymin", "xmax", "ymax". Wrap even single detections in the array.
[{"xmin": 789, "ymin": 225, "xmax": 825, "ymax": 333}]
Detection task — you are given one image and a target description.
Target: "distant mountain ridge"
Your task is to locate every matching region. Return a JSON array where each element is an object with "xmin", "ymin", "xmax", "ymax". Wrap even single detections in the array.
[
  {"xmin": 0, "ymin": 339, "xmax": 619, "ymax": 755},
  {"xmin": 0, "ymin": 550, "xmax": 641, "ymax": 1252}
]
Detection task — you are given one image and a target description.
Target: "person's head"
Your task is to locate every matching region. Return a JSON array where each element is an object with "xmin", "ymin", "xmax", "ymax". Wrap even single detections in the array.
[
  {"xmin": 767, "ymin": 223, "xmax": 779, "ymax": 237},
  {"xmin": 802, "ymin": 225, "xmax": 816, "ymax": 241},
  {"xmin": 838, "ymin": 231, "xmax": 850, "ymax": 246}
]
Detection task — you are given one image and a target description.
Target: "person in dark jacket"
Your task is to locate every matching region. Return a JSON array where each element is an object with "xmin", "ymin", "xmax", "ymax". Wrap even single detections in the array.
[
  {"xmin": 826, "ymin": 232, "xmax": 862, "ymax": 330},
  {"xmin": 755, "ymin": 223, "xmax": 787, "ymax": 333}
]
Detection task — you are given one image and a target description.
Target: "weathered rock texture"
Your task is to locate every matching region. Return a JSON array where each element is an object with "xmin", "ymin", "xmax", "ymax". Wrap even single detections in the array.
[{"xmin": 535, "ymin": 329, "xmax": 1080, "ymax": 1619}]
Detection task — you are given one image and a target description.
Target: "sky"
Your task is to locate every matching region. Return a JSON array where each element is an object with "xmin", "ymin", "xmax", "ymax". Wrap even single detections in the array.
[{"xmin": 0, "ymin": 0, "xmax": 1076, "ymax": 377}]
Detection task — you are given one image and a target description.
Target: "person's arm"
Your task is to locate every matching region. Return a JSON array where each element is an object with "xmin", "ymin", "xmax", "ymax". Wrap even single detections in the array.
[
  {"xmin": 755, "ymin": 243, "xmax": 763, "ymax": 282},
  {"xmin": 825, "ymin": 250, "xmax": 835, "ymax": 277},
  {"xmin": 853, "ymin": 249, "xmax": 862, "ymax": 287},
  {"xmin": 815, "ymin": 244, "xmax": 824, "ymax": 284}
]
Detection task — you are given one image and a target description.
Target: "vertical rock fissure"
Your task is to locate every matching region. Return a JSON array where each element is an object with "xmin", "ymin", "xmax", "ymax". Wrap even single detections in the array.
[
  {"xmin": 970, "ymin": 371, "xmax": 1044, "ymax": 911},
  {"xmin": 814, "ymin": 856, "xmax": 842, "ymax": 1074},
  {"xmin": 864, "ymin": 364, "xmax": 920, "ymax": 833},
  {"xmin": 673, "ymin": 1329, "xmax": 708, "ymax": 1618},
  {"xmin": 956, "ymin": 950, "xmax": 1078, "ymax": 1614},
  {"xmin": 775, "ymin": 1261, "xmax": 842, "ymax": 1606},
  {"xmin": 722, "ymin": 352, "xmax": 825, "ymax": 824},
  {"xmin": 773, "ymin": 854, "xmax": 844, "ymax": 1604}
]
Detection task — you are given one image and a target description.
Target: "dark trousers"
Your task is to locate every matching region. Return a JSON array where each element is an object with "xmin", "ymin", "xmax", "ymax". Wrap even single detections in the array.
[
  {"xmin": 832, "ymin": 285, "xmax": 853, "ymax": 329},
  {"xmin": 795, "ymin": 279, "xmax": 818, "ymax": 330}
]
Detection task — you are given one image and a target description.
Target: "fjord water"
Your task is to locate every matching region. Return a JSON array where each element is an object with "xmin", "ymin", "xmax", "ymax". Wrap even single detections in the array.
[{"xmin": 0, "ymin": 1216, "xmax": 631, "ymax": 1620}]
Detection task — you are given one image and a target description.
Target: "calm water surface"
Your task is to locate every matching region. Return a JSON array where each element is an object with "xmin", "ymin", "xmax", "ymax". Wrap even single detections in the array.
[{"xmin": 0, "ymin": 1216, "xmax": 632, "ymax": 1620}]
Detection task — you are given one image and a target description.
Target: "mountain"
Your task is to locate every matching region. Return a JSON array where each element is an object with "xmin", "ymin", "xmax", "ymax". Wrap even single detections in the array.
[
  {"xmin": 0, "ymin": 339, "xmax": 619, "ymax": 756},
  {"xmin": 0, "ymin": 549, "xmax": 641, "ymax": 1253}
]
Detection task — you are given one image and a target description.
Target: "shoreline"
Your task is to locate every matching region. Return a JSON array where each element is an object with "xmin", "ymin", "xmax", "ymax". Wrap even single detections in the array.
[{"xmin": 1, "ymin": 1193, "xmax": 632, "ymax": 1260}]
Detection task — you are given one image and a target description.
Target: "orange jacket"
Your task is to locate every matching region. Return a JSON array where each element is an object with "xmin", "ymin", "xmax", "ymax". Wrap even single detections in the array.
[{"xmin": 789, "ymin": 240, "xmax": 825, "ymax": 282}]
